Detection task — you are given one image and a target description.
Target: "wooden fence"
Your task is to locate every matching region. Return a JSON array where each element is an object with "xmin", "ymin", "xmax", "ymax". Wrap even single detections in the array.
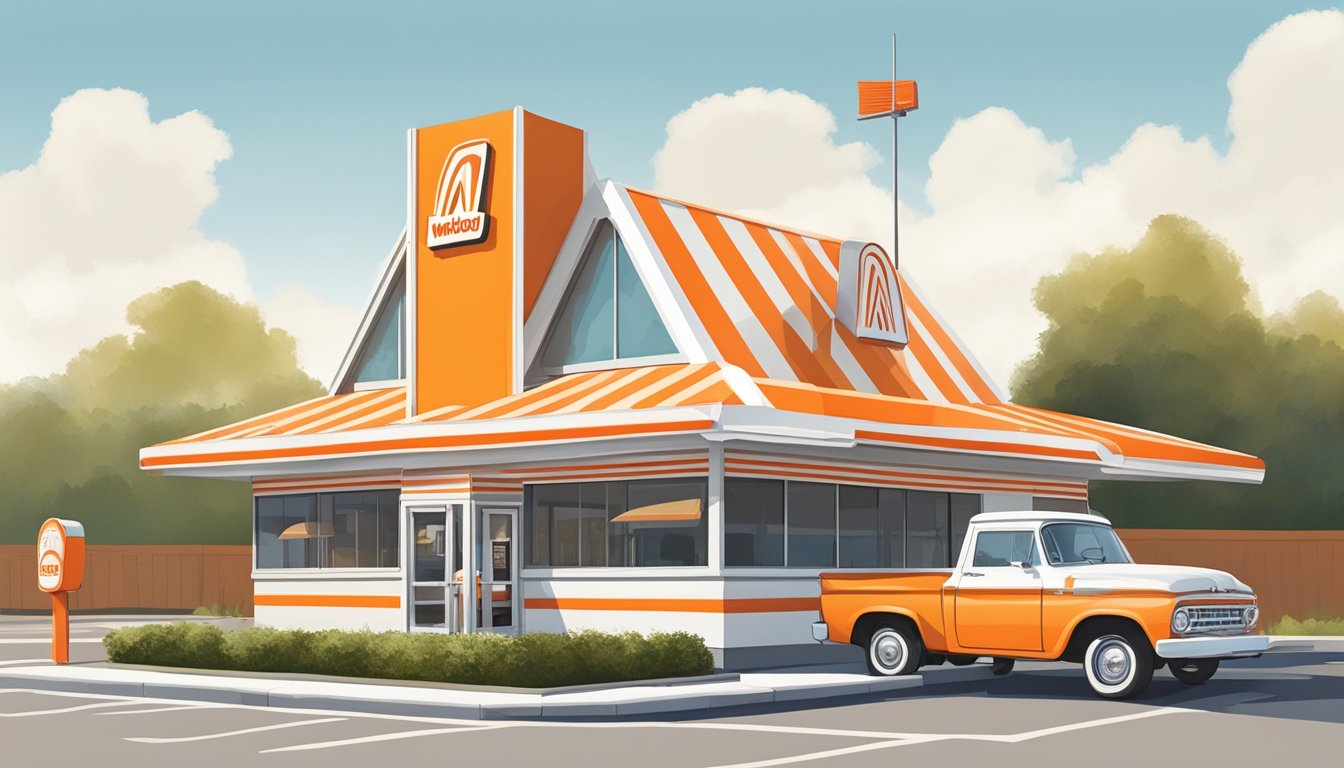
[
  {"xmin": 1119, "ymin": 529, "xmax": 1343, "ymax": 624},
  {"xmin": 0, "ymin": 545, "xmax": 253, "ymax": 615},
  {"xmin": 1, "ymin": 531, "xmax": 1340, "ymax": 624}
]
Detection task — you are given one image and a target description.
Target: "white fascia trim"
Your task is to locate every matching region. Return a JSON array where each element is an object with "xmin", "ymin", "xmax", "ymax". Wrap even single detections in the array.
[
  {"xmin": 605, "ymin": 182, "xmax": 715, "ymax": 364},
  {"xmin": 1098, "ymin": 458, "xmax": 1265, "ymax": 485},
  {"xmin": 522, "ymin": 184, "xmax": 610, "ymax": 368},
  {"xmin": 715, "ymin": 405, "xmax": 1117, "ymax": 466},
  {"xmin": 141, "ymin": 405, "xmax": 722, "ymax": 469},
  {"xmin": 329, "ymin": 229, "xmax": 408, "ymax": 395},
  {"xmin": 405, "ymin": 129, "xmax": 419, "ymax": 418}
]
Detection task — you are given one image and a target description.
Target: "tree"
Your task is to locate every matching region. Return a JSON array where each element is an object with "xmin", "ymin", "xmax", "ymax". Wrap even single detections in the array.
[
  {"xmin": 0, "ymin": 282, "xmax": 324, "ymax": 544},
  {"xmin": 1012, "ymin": 215, "xmax": 1344, "ymax": 529}
]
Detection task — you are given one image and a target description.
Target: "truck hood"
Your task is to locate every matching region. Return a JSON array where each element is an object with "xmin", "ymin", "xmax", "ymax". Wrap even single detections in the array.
[{"xmin": 1068, "ymin": 564, "xmax": 1254, "ymax": 596}]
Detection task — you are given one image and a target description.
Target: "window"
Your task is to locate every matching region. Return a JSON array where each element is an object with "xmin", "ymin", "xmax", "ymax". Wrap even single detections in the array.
[
  {"xmin": 972, "ymin": 531, "xmax": 1040, "ymax": 567},
  {"xmin": 838, "ymin": 486, "xmax": 905, "ymax": 568},
  {"xmin": 256, "ymin": 490, "xmax": 400, "ymax": 569},
  {"xmin": 524, "ymin": 478, "xmax": 708, "ymax": 568},
  {"xmin": 906, "ymin": 491, "xmax": 949, "ymax": 568},
  {"xmin": 540, "ymin": 222, "xmax": 677, "ymax": 370},
  {"xmin": 787, "ymin": 482, "xmax": 837, "ymax": 567},
  {"xmin": 724, "ymin": 478, "xmax": 784, "ymax": 566},
  {"xmin": 352, "ymin": 275, "xmax": 405, "ymax": 385},
  {"xmin": 1041, "ymin": 523, "xmax": 1132, "ymax": 566},
  {"xmin": 724, "ymin": 479, "xmax": 980, "ymax": 569}
]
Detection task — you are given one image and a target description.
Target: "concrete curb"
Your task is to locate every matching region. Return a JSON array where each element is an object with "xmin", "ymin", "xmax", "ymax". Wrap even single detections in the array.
[{"xmin": 0, "ymin": 663, "xmax": 986, "ymax": 721}]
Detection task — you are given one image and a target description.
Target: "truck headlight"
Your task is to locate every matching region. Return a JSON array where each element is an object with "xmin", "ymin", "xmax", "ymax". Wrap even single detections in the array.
[
  {"xmin": 1172, "ymin": 607, "xmax": 1191, "ymax": 633},
  {"xmin": 1244, "ymin": 606, "xmax": 1258, "ymax": 627}
]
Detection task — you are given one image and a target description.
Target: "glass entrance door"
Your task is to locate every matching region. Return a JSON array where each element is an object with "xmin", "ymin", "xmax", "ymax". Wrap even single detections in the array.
[
  {"xmin": 410, "ymin": 506, "xmax": 461, "ymax": 632},
  {"xmin": 479, "ymin": 508, "xmax": 517, "ymax": 632}
]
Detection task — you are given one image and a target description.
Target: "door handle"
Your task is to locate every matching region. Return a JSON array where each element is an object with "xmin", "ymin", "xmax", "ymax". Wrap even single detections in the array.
[{"xmin": 962, "ymin": 572, "xmax": 984, "ymax": 577}]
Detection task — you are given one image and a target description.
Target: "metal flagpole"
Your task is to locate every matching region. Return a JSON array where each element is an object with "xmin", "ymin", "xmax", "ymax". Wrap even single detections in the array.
[{"xmin": 891, "ymin": 33, "xmax": 899, "ymax": 271}]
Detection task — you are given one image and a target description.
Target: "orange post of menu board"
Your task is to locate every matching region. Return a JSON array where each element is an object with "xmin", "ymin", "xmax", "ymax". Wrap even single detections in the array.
[{"xmin": 37, "ymin": 518, "xmax": 85, "ymax": 665}]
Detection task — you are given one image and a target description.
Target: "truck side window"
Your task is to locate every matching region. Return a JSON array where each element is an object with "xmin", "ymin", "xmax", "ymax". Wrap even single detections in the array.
[{"xmin": 971, "ymin": 531, "xmax": 1038, "ymax": 567}]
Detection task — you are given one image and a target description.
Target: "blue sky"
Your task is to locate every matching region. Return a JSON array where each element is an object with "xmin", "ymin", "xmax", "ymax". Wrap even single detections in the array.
[{"xmin": 0, "ymin": 0, "xmax": 1329, "ymax": 310}]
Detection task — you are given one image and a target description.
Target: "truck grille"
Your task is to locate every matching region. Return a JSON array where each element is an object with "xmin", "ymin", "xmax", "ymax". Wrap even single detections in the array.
[{"xmin": 1187, "ymin": 606, "xmax": 1248, "ymax": 632}]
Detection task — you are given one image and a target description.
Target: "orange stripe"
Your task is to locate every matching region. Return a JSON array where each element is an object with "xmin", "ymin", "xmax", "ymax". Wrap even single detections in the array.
[
  {"xmin": 253, "ymin": 480, "xmax": 403, "ymax": 494},
  {"xmin": 724, "ymin": 456, "xmax": 1087, "ymax": 493},
  {"xmin": 165, "ymin": 394, "xmax": 336, "ymax": 445},
  {"xmin": 254, "ymin": 594, "xmax": 401, "ymax": 609},
  {"xmin": 897, "ymin": 310, "xmax": 970, "ymax": 403},
  {"xmin": 579, "ymin": 365, "xmax": 682, "ymax": 411},
  {"xmin": 627, "ymin": 364, "xmax": 719, "ymax": 409},
  {"xmin": 401, "ymin": 476, "xmax": 469, "ymax": 486},
  {"xmin": 254, "ymin": 470, "xmax": 403, "ymax": 487},
  {"xmin": 898, "ymin": 275, "xmax": 1000, "ymax": 404},
  {"xmin": 680, "ymin": 378, "xmax": 742, "ymax": 406},
  {"xmin": 1007, "ymin": 407, "xmax": 1264, "ymax": 470},
  {"xmin": 745, "ymin": 222, "xmax": 855, "ymax": 390},
  {"xmin": 856, "ymin": 428, "xmax": 1100, "ymax": 462},
  {"xmin": 629, "ymin": 192, "xmax": 769, "ymax": 378},
  {"xmin": 446, "ymin": 371, "xmax": 599, "ymax": 422},
  {"xmin": 142, "ymin": 419, "xmax": 716, "ymax": 468},
  {"xmin": 254, "ymin": 390, "xmax": 392, "ymax": 436},
  {"xmin": 724, "ymin": 464, "xmax": 1089, "ymax": 498},
  {"xmin": 689, "ymin": 209, "xmax": 839, "ymax": 387},
  {"xmin": 526, "ymin": 466, "xmax": 708, "ymax": 483},
  {"xmin": 288, "ymin": 392, "xmax": 407, "ymax": 435},
  {"xmin": 524, "ymin": 597, "xmax": 818, "ymax": 614},
  {"xmin": 498, "ymin": 456, "xmax": 707, "ymax": 475}
]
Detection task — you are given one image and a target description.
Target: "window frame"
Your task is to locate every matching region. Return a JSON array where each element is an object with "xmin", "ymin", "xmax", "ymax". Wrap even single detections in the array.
[
  {"xmin": 537, "ymin": 220, "xmax": 685, "ymax": 377},
  {"xmin": 253, "ymin": 489, "xmax": 403, "ymax": 574}
]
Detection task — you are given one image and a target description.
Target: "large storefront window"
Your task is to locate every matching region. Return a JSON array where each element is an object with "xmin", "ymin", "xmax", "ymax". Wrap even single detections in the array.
[
  {"xmin": 525, "ymin": 478, "xmax": 708, "ymax": 568},
  {"xmin": 725, "ymin": 478, "xmax": 978, "ymax": 568},
  {"xmin": 256, "ymin": 490, "xmax": 400, "ymax": 569}
]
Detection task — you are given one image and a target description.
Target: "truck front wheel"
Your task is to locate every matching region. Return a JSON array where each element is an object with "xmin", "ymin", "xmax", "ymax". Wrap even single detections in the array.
[
  {"xmin": 1168, "ymin": 658, "xmax": 1219, "ymax": 685},
  {"xmin": 1084, "ymin": 633, "xmax": 1154, "ymax": 699},
  {"xmin": 866, "ymin": 622, "xmax": 923, "ymax": 676}
]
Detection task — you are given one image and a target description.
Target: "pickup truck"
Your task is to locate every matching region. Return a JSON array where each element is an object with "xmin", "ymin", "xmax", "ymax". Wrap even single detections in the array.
[{"xmin": 812, "ymin": 510, "xmax": 1267, "ymax": 698}]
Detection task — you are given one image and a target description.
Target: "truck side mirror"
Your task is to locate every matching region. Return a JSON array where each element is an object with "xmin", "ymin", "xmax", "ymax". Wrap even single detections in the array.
[{"xmin": 1011, "ymin": 561, "xmax": 1035, "ymax": 571}]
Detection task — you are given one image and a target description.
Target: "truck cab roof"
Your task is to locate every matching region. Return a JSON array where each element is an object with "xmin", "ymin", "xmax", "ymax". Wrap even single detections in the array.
[{"xmin": 968, "ymin": 510, "xmax": 1110, "ymax": 526}]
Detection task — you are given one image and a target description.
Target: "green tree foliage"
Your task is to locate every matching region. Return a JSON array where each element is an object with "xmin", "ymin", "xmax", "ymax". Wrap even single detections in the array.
[
  {"xmin": 1012, "ymin": 215, "xmax": 1344, "ymax": 529},
  {"xmin": 0, "ymin": 282, "xmax": 323, "ymax": 544}
]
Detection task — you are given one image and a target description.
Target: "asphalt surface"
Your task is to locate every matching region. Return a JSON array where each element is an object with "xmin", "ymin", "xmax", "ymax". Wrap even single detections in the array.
[{"xmin": 2, "ymin": 615, "xmax": 1341, "ymax": 767}]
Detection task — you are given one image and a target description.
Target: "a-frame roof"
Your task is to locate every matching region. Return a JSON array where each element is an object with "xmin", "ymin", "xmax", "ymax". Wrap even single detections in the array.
[{"xmin": 141, "ymin": 180, "xmax": 1262, "ymax": 486}]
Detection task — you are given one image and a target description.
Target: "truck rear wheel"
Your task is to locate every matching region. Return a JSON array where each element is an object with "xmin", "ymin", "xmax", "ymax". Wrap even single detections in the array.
[
  {"xmin": 866, "ymin": 622, "xmax": 923, "ymax": 676},
  {"xmin": 1084, "ymin": 632, "xmax": 1154, "ymax": 699},
  {"xmin": 1169, "ymin": 658, "xmax": 1219, "ymax": 685}
]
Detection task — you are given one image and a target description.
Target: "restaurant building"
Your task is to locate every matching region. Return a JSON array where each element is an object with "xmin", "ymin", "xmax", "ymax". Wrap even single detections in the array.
[{"xmin": 140, "ymin": 108, "xmax": 1264, "ymax": 668}]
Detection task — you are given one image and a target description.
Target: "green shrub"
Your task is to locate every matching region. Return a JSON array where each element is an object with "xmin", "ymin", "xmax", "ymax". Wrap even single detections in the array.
[
  {"xmin": 1267, "ymin": 615, "xmax": 1344, "ymax": 636},
  {"xmin": 191, "ymin": 605, "xmax": 244, "ymax": 617},
  {"xmin": 101, "ymin": 624, "xmax": 713, "ymax": 687}
]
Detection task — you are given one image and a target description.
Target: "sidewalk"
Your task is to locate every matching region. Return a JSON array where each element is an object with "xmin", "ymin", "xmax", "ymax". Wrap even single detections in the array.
[
  {"xmin": 0, "ymin": 661, "xmax": 996, "ymax": 720},
  {"xmin": 1, "ymin": 636, "xmax": 1330, "ymax": 721}
]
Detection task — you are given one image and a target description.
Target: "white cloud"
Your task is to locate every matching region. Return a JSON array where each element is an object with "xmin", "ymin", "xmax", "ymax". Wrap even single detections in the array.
[
  {"xmin": 650, "ymin": 10, "xmax": 1344, "ymax": 389},
  {"xmin": 0, "ymin": 88, "xmax": 357, "ymax": 384},
  {"xmin": 265, "ymin": 286, "xmax": 361, "ymax": 387}
]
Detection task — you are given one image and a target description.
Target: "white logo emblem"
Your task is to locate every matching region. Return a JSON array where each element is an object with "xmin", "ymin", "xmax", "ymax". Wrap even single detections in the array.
[{"xmin": 427, "ymin": 139, "xmax": 491, "ymax": 249}]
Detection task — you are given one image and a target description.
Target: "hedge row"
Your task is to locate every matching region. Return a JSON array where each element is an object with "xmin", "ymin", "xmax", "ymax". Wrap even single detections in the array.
[{"xmin": 101, "ymin": 623, "xmax": 713, "ymax": 688}]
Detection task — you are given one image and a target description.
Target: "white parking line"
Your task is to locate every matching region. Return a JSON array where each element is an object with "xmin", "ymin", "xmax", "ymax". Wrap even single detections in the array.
[
  {"xmin": 0, "ymin": 700, "xmax": 141, "ymax": 717},
  {"xmin": 0, "ymin": 659, "xmax": 51, "ymax": 667},
  {"xmin": 700, "ymin": 708, "xmax": 1199, "ymax": 768},
  {"xmin": 260, "ymin": 725, "xmax": 510, "ymax": 754},
  {"xmin": 126, "ymin": 717, "xmax": 347, "ymax": 743}
]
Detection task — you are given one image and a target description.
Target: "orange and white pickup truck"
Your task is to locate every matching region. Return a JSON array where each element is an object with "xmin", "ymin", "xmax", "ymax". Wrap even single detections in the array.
[{"xmin": 812, "ymin": 511, "xmax": 1270, "ymax": 698}]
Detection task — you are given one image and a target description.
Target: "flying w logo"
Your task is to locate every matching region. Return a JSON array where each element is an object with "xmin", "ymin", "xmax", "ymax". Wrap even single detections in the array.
[
  {"xmin": 427, "ymin": 139, "xmax": 491, "ymax": 249},
  {"xmin": 837, "ymin": 242, "xmax": 908, "ymax": 346}
]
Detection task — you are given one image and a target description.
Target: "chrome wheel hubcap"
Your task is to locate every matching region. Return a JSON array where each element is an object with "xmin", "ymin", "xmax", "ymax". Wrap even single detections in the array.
[
  {"xmin": 1095, "ymin": 641, "xmax": 1132, "ymax": 684},
  {"xmin": 874, "ymin": 633, "xmax": 904, "ymax": 669}
]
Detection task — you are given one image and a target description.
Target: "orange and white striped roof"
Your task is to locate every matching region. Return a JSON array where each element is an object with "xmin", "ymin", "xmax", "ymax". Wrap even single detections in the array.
[{"xmin": 623, "ymin": 187, "xmax": 1002, "ymax": 405}]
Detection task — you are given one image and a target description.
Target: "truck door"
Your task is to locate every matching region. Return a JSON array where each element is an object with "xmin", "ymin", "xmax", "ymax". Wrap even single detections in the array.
[{"xmin": 954, "ymin": 529, "xmax": 1043, "ymax": 652}]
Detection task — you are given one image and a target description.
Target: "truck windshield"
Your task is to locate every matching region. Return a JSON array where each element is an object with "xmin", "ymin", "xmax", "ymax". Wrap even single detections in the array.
[{"xmin": 1040, "ymin": 523, "xmax": 1131, "ymax": 565}]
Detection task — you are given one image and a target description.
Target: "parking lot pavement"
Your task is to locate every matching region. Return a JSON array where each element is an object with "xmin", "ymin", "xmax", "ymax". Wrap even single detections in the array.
[{"xmin": 1, "ymin": 652, "xmax": 1340, "ymax": 767}]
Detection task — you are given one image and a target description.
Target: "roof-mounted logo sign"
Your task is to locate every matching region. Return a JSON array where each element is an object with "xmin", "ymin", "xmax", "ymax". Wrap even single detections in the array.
[
  {"xmin": 427, "ymin": 138, "xmax": 491, "ymax": 249},
  {"xmin": 837, "ymin": 241, "xmax": 908, "ymax": 346}
]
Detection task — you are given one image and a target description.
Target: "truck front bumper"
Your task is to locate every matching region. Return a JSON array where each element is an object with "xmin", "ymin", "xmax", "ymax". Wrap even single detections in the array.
[
  {"xmin": 810, "ymin": 621, "xmax": 829, "ymax": 642},
  {"xmin": 1156, "ymin": 634, "xmax": 1270, "ymax": 659}
]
